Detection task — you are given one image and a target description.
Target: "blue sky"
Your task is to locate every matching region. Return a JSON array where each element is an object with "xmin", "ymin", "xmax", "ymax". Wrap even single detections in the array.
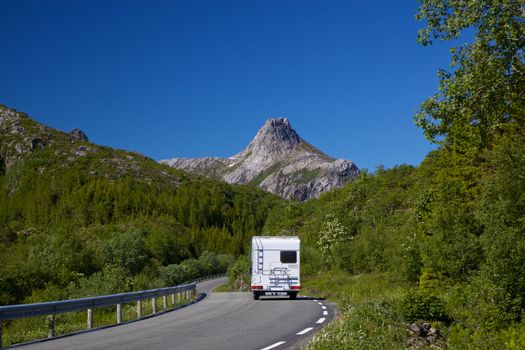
[{"xmin": 0, "ymin": 1, "xmax": 456, "ymax": 171}]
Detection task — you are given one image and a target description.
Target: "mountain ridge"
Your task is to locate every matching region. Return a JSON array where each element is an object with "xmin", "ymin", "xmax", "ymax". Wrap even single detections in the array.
[
  {"xmin": 161, "ymin": 118, "xmax": 359, "ymax": 201},
  {"xmin": 0, "ymin": 104, "xmax": 185, "ymax": 188}
]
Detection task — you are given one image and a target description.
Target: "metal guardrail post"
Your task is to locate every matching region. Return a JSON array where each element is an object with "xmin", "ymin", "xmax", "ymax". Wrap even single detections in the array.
[
  {"xmin": 163, "ymin": 296, "xmax": 167, "ymax": 309},
  {"xmin": 116, "ymin": 304, "xmax": 122, "ymax": 324},
  {"xmin": 47, "ymin": 314, "xmax": 55, "ymax": 338},
  {"xmin": 137, "ymin": 300, "xmax": 142, "ymax": 319},
  {"xmin": 151, "ymin": 298, "xmax": 156, "ymax": 314},
  {"xmin": 87, "ymin": 308, "xmax": 93, "ymax": 329},
  {"xmin": 171, "ymin": 293, "xmax": 175, "ymax": 305}
]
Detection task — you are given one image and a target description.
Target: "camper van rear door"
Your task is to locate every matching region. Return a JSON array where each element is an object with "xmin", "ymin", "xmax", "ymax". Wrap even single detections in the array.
[{"xmin": 280, "ymin": 251, "xmax": 297, "ymax": 264}]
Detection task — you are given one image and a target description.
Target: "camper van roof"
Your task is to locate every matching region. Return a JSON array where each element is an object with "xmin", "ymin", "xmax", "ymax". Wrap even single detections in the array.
[{"xmin": 252, "ymin": 236, "xmax": 300, "ymax": 250}]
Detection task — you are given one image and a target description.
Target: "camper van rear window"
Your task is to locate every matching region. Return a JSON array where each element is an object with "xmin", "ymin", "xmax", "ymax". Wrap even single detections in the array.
[{"xmin": 280, "ymin": 251, "xmax": 297, "ymax": 264}]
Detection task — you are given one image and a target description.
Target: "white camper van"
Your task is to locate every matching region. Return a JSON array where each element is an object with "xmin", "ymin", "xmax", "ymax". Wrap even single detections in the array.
[{"xmin": 251, "ymin": 236, "xmax": 300, "ymax": 300}]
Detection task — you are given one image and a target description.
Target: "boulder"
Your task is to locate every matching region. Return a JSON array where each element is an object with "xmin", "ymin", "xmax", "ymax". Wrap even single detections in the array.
[{"xmin": 69, "ymin": 128, "xmax": 88, "ymax": 141}]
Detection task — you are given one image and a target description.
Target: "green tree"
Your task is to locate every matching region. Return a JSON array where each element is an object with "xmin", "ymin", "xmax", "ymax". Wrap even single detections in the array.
[
  {"xmin": 478, "ymin": 129, "xmax": 525, "ymax": 320},
  {"xmin": 145, "ymin": 224, "xmax": 190, "ymax": 265},
  {"xmin": 69, "ymin": 265, "xmax": 132, "ymax": 297},
  {"xmin": 317, "ymin": 214, "xmax": 350, "ymax": 268},
  {"xmin": 99, "ymin": 229, "xmax": 149, "ymax": 275},
  {"xmin": 415, "ymin": 0, "xmax": 525, "ymax": 149}
]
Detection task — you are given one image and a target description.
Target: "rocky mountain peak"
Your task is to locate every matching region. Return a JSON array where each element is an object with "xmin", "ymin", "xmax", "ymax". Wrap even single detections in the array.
[
  {"xmin": 234, "ymin": 118, "xmax": 301, "ymax": 161},
  {"xmin": 161, "ymin": 117, "xmax": 359, "ymax": 201},
  {"xmin": 254, "ymin": 118, "xmax": 300, "ymax": 148}
]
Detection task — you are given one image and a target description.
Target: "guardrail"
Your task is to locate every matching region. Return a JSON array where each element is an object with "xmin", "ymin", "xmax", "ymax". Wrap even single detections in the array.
[{"xmin": 0, "ymin": 273, "xmax": 225, "ymax": 349}]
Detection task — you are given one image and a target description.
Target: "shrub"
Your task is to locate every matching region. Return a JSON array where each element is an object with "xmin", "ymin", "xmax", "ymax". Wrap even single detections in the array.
[
  {"xmin": 446, "ymin": 275, "xmax": 521, "ymax": 333},
  {"xmin": 399, "ymin": 289, "xmax": 450, "ymax": 323},
  {"xmin": 227, "ymin": 255, "xmax": 250, "ymax": 290},
  {"xmin": 216, "ymin": 254, "xmax": 235, "ymax": 273},
  {"xmin": 197, "ymin": 250, "xmax": 219, "ymax": 275},
  {"xmin": 68, "ymin": 265, "xmax": 131, "ymax": 297},
  {"xmin": 178, "ymin": 259, "xmax": 201, "ymax": 281},
  {"xmin": 159, "ymin": 264, "xmax": 190, "ymax": 286},
  {"xmin": 99, "ymin": 229, "xmax": 148, "ymax": 275}
]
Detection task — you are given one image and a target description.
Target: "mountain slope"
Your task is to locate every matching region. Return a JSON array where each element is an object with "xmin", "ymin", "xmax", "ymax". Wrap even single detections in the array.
[
  {"xmin": 0, "ymin": 105, "xmax": 184, "ymax": 187},
  {"xmin": 161, "ymin": 118, "xmax": 359, "ymax": 201}
]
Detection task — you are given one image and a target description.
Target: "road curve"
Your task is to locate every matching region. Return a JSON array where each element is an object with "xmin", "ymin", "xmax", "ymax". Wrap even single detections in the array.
[{"xmin": 14, "ymin": 277, "xmax": 334, "ymax": 350}]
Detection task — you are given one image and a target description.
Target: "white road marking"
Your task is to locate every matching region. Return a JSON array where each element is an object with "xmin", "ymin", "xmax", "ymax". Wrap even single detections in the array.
[
  {"xmin": 261, "ymin": 341, "xmax": 286, "ymax": 350},
  {"xmin": 323, "ymin": 310, "xmax": 328, "ymax": 316},
  {"xmin": 313, "ymin": 299, "xmax": 318, "ymax": 302},
  {"xmin": 321, "ymin": 306, "xmax": 327, "ymax": 309},
  {"xmin": 317, "ymin": 302, "xmax": 323, "ymax": 305},
  {"xmin": 296, "ymin": 327, "xmax": 314, "ymax": 335},
  {"xmin": 316, "ymin": 317, "xmax": 326, "ymax": 324}
]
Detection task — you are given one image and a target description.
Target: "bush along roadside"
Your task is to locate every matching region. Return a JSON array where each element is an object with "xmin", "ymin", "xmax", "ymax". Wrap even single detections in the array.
[
  {"xmin": 302, "ymin": 270, "xmax": 525, "ymax": 350},
  {"xmin": 214, "ymin": 255, "xmax": 251, "ymax": 292},
  {"xmin": 303, "ymin": 271, "xmax": 407, "ymax": 350}
]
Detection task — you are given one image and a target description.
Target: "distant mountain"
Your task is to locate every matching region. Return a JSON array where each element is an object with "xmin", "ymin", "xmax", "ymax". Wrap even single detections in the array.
[{"xmin": 161, "ymin": 118, "xmax": 359, "ymax": 201}]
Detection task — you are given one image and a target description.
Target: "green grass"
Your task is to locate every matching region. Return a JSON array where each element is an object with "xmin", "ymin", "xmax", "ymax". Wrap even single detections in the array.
[
  {"xmin": 213, "ymin": 283, "xmax": 238, "ymax": 292},
  {"xmin": 296, "ymin": 141, "xmax": 333, "ymax": 161},
  {"xmin": 248, "ymin": 162, "xmax": 283, "ymax": 187},
  {"xmin": 302, "ymin": 271, "xmax": 407, "ymax": 350},
  {"xmin": 297, "ymin": 168, "xmax": 322, "ymax": 182},
  {"xmin": 212, "ymin": 285, "xmax": 250, "ymax": 293},
  {"xmin": 212, "ymin": 281, "xmax": 250, "ymax": 293},
  {"xmin": 303, "ymin": 271, "xmax": 403, "ymax": 303}
]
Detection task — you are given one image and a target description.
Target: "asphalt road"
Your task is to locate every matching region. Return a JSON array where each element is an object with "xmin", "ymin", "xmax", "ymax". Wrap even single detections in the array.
[{"xmin": 14, "ymin": 277, "xmax": 334, "ymax": 350}]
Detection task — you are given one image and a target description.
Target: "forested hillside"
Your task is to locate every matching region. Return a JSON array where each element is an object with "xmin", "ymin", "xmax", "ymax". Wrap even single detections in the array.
[{"xmin": 0, "ymin": 105, "xmax": 283, "ymax": 306}]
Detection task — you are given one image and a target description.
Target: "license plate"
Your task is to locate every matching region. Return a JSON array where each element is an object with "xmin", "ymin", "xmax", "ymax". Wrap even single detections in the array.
[
  {"xmin": 265, "ymin": 292, "xmax": 287, "ymax": 296},
  {"xmin": 269, "ymin": 286, "xmax": 284, "ymax": 291}
]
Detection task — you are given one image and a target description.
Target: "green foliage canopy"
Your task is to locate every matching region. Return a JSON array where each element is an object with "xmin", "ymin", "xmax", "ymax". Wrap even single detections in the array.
[{"xmin": 415, "ymin": 0, "xmax": 525, "ymax": 149}]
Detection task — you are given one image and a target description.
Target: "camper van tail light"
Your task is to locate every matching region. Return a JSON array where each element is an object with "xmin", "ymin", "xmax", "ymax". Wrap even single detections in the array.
[
  {"xmin": 251, "ymin": 285, "xmax": 263, "ymax": 290},
  {"xmin": 291, "ymin": 285, "xmax": 301, "ymax": 290}
]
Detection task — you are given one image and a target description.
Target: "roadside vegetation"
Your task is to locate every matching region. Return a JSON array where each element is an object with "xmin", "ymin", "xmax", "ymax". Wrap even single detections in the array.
[{"xmin": 0, "ymin": 247, "xmax": 234, "ymax": 347}]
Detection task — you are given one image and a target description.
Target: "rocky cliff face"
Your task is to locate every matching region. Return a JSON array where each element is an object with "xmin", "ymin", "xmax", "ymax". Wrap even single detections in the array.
[{"xmin": 160, "ymin": 118, "xmax": 359, "ymax": 201}]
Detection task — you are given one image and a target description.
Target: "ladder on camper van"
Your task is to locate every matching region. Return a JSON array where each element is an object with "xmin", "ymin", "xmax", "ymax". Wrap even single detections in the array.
[{"xmin": 255, "ymin": 238, "xmax": 264, "ymax": 273}]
